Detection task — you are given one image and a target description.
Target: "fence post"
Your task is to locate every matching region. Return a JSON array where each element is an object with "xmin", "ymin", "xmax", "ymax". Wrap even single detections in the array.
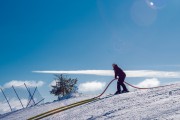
[
  {"xmin": 26, "ymin": 87, "xmax": 37, "ymax": 108},
  {"xmin": 12, "ymin": 85, "xmax": 24, "ymax": 108},
  {"xmin": 0, "ymin": 88, "xmax": 12, "ymax": 112},
  {"xmin": 24, "ymin": 83, "xmax": 36, "ymax": 107}
]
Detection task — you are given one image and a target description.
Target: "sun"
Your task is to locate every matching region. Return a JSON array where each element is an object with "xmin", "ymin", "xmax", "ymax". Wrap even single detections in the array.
[
  {"xmin": 146, "ymin": 0, "xmax": 167, "ymax": 9},
  {"xmin": 150, "ymin": 2, "xmax": 154, "ymax": 6}
]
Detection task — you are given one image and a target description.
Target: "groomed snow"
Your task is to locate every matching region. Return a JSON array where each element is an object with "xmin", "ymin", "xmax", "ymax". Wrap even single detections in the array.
[{"xmin": 0, "ymin": 83, "xmax": 180, "ymax": 120}]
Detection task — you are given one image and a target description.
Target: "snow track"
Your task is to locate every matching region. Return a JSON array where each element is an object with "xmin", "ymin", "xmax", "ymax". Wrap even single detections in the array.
[{"xmin": 1, "ymin": 83, "xmax": 180, "ymax": 120}]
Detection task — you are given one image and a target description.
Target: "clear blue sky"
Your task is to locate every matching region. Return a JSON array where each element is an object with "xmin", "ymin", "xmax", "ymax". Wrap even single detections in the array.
[{"xmin": 1, "ymin": 0, "xmax": 180, "ymax": 101}]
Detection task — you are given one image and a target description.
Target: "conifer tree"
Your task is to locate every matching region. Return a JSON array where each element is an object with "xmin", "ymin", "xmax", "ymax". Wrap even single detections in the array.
[{"xmin": 50, "ymin": 74, "xmax": 78, "ymax": 100}]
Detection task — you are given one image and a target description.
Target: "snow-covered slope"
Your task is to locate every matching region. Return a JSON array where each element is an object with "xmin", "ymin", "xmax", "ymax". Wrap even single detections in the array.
[{"xmin": 1, "ymin": 83, "xmax": 180, "ymax": 120}]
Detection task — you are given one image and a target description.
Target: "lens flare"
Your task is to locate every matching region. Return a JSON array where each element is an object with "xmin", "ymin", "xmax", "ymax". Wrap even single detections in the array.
[
  {"xmin": 131, "ymin": 0, "xmax": 157, "ymax": 26},
  {"xmin": 146, "ymin": 0, "xmax": 168, "ymax": 9}
]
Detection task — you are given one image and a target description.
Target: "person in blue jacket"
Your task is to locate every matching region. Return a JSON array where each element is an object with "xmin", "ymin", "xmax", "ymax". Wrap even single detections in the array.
[{"xmin": 112, "ymin": 64, "xmax": 129, "ymax": 94}]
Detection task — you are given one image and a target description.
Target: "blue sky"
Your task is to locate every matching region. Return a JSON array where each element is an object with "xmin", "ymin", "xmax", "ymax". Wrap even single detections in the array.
[{"xmin": 1, "ymin": 0, "xmax": 180, "ymax": 101}]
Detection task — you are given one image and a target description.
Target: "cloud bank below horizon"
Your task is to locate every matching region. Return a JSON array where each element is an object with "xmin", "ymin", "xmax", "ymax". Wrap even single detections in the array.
[
  {"xmin": 78, "ymin": 81, "xmax": 106, "ymax": 92},
  {"xmin": 2, "ymin": 80, "xmax": 44, "ymax": 89},
  {"xmin": 136, "ymin": 78, "xmax": 160, "ymax": 88},
  {"xmin": 33, "ymin": 70, "xmax": 180, "ymax": 78}
]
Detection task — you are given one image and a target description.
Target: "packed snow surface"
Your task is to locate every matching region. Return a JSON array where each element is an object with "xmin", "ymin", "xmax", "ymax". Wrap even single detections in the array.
[{"xmin": 1, "ymin": 83, "xmax": 180, "ymax": 120}]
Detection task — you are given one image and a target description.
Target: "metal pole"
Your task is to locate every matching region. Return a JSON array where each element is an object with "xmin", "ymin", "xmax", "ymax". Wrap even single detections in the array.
[
  {"xmin": 12, "ymin": 86, "xmax": 24, "ymax": 108},
  {"xmin": 24, "ymin": 83, "xmax": 36, "ymax": 107},
  {"xmin": 0, "ymin": 88, "xmax": 12, "ymax": 111},
  {"xmin": 26, "ymin": 87, "xmax": 37, "ymax": 108},
  {"xmin": 34, "ymin": 98, "xmax": 45, "ymax": 106}
]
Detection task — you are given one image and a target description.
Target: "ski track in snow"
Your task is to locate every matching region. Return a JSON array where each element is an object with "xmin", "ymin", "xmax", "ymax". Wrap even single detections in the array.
[{"xmin": 0, "ymin": 84, "xmax": 180, "ymax": 120}]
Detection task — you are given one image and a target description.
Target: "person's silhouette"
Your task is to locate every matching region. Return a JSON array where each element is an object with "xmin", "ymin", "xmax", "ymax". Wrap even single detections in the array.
[{"xmin": 112, "ymin": 64, "xmax": 129, "ymax": 94}]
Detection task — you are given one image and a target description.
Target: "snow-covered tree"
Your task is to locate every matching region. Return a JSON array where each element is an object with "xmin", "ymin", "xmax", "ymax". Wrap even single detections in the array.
[{"xmin": 50, "ymin": 74, "xmax": 78, "ymax": 100}]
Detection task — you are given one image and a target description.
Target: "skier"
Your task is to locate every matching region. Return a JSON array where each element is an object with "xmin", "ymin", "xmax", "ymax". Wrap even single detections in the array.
[{"xmin": 112, "ymin": 63, "xmax": 129, "ymax": 95}]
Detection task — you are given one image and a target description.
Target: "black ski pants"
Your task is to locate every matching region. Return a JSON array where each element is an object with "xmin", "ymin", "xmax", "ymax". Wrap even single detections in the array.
[{"xmin": 117, "ymin": 75, "xmax": 128, "ymax": 92}]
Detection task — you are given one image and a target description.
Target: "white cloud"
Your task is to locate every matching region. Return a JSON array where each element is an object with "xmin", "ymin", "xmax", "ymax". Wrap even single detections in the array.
[
  {"xmin": 126, "ymin": 70, "xmax": 180, "ymax": 78},
  {"xmin": 3, "ymin": 80, "xmax": 44, "ymax": 88},
  {"xmin": 78, "ymin": 81, "xmax": 106, "ymax": 92},
  {"xmin": 33, "ymin": 70, "xmax": 180, "ymax": 78},
  {"xmin": 0, "ymin": 101, "xmax": 10, "ymax": 113},
  {"xmin": 33, "ymin": 70, "xmax": 113, "ymax": 76},
  {"xmin": 0, "ymin": 98, "xmax": 28, "ymax": 114},
  {"xmin": 136, "ymin": 78, "xmax": 160, "ymax": 88},
  {"xmin": 50, "ymin": 80, "xmax": 56, "ymax": 87}
]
